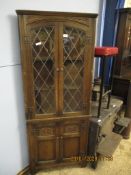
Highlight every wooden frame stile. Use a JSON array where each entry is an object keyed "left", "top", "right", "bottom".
[
  {"left": 25, "top": 25, "right": 36, "bottom": 120},
  {"left": 54, "top": 22, "right": 60, "bottom": 116},
  {"left": 58, "top": 22, "right": 64, "bottom": 114},
  {"left": 17, "top": 15, "right": 33, "bottom": 174},
  {"left": 17, "top": 15, "right": 31, "bottom": 119},
  {"left": 84, "top": 18, "right": 96, "bottom": 115},
  {"left": 27, "top": 123, "right": 36, "bottom": 173},
  {"left": 82, "top": 31, "right": 91, "bottom": 114}
]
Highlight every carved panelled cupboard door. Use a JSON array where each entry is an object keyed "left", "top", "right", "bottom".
[
  {"left": 29, "top": 118, "right": 88, "bottom": 167},
  {"left": 59, "top": 119, "right": 89, "bottom": 163},
  {"left": 29, "top": 121, "right": 60, "bottom": 167}
]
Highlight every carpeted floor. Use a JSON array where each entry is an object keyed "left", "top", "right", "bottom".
[{"left": 36, "top": 136, "right": 131, "bottom": 175}]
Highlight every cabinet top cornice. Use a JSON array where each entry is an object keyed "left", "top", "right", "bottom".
[
  {"left": 16, "top": 10, "right": 97, "bottom": 18},
  {"left": 118, "top": 8, "right": 131, "bottom": 13}
]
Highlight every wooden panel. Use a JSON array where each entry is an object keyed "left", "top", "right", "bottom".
[
  {"left": 28, "top": 121, "right": 60, "bottom": 166},
  {"left": 60, "top": 118, "right": 88, "bottom": 162},
  {"left": 33, "top": 126, "right": 55, "bottom": 136},
  {"left": 63, "top": 137, "right": 80, "bottom": 158},
  {"left": 62, "top": 122, "right": 80, "bottom": 136},
  {"left": 64, "top": 124, "right": 80, "bottom": 134},
  {"left": 38, "top": 139, "right": 56, "bottom": 161}
]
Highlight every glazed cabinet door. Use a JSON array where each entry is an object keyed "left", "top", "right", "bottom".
[
  {"left": 28, "top": 121, "right": 60, "bottom": 170},
  {"left": 19, "top": 18, "right": 94, "bottom": 118},
  {"left": 22, "top": 21, "right": 59, "bottom": 119},
  {"left": 59, "top": 118, "right": 89, "bottom": 163},
  {"left": 59, "top": 23, "right": 93, "bottom": 115}
]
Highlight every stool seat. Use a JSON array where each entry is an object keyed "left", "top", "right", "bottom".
[
  {"left": 95, "top": 47, "right": 118, "bottom": 57},
  {"left": 94, "top": 46, "right": 119, "bottom": 117}
]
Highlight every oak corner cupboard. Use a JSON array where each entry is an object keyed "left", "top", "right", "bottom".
[
  {"left": 16, "top": 10, "right": 97, "bottom": 173},
  {"left": 114, "top": 8, "right": 131, "bottom": 77},
  {"left": 112, "top": 8, "right": 131, "bottom": 138}
]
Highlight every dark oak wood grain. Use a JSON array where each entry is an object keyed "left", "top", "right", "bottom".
[
  {"left": 113, "top": 8, "right": 131, "bottom": 139},
  {"left": 16, "top": 10, "right": 97, "bottom": 173}
]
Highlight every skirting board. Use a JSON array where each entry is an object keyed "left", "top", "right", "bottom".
[{"left": 17, "top": 166, "right": 30, "bottom": 175}]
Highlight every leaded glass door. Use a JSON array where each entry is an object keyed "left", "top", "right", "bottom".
[
  {"left": 59, "top": 23, "right": 90, "bottom": 114},
  {"left": 28, "top": 22, "right": 59, "bottom": 117}
]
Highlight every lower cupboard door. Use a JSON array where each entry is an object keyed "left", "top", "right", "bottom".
[
  {"left": 60, "top": 120, "right": 88, "bottom": 162},
  {"left": 29, "top": 122, "right": 59, "bottom": 167},
  {"left": 36, "top": 137, "right": 59, "bottom": 163}
]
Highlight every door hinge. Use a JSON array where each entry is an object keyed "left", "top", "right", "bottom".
[
  {"left": 24, "top": 35, "right": 32, "bottom": 44},
  {"left": 25, "top": 108, "right": 33, "bottom": 120},
  {"left": 86, "top": 36, "right": 92, "bottom": 44}
]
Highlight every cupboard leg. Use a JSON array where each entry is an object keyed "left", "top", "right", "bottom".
[{"left": 123, "top": 82, "right": 131, "bottom": 139}]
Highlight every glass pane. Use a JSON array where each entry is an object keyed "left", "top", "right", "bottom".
[
  {"left": 63, "top": 26, "right": 86, "bottom": 112},
  {"left": 31, "top": 25, "right": 55, "bottom": 114}
]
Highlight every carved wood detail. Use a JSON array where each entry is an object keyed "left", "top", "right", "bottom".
[
  {"left": 26, "top": 15, "right": 91, "bottom": 27},
  {"left": 32, "top": 127, "right": 55, "bottom": 136},
  {"left": 64, "top": 124, "right": 80, "bottom": 133}
]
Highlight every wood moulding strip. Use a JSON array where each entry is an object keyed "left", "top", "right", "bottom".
[{"left": 17, "top": 166, "right": 30, "bottom": 175}]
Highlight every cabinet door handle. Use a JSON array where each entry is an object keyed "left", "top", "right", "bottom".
[{"left": 56, "top": 68, "right": 60, "bottom": 72}]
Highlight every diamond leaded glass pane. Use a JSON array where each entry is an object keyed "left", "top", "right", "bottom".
[
  {"left": 30, "top": 25, "right": 55, "bottom": 114},
  {"left": 63, "top": 26, "right": 86, "bottom": 112}
]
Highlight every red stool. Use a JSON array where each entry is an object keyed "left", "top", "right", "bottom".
[{"left": 94, "top": 47, "right": 118, "bottom": 118}]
